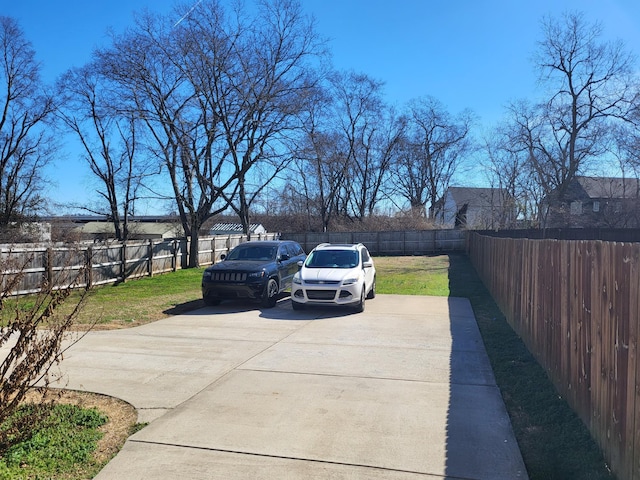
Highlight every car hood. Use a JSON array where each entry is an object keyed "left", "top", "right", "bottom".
[
  {"left": 300, "top": 267, "right": 357, "bottom": 282},
  {"left": 206, "top": 260, "right": 272, "bottom": 272}
]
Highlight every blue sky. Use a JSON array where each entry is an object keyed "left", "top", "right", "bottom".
[{"left": 3, "top": 0, "right": 640, "bottom": 214}]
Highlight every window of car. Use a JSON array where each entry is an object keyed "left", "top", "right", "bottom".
[
  {"left": 227, "top": 245, "right": 277, "bottom": 261},
  {"left": 305, "top": 249, "right": 358, "bottom": 269},
  {"left": 283, "top": 243, "right": 297, "bottom": 258},
  {"left": 289, "top": 243, "right": 304, "bottom": 257}
]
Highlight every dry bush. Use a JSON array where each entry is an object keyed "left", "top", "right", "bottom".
[
  {"left": 0, "top": 244, "right": 91, "bottom": 451},
  {"left": 254, "top": 212, "right": 438, "bottom": 234}
]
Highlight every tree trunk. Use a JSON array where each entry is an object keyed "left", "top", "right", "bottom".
[{"left": 189, "top": 230, "right": 200, "bottom": 268}]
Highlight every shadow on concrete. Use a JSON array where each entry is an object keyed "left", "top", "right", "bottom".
[
  {"left": 444, "top": 253, "right": 527, "bottom": 479},
  {"left": 163, "top": 299, "right": 206, "bottom": 316},
  {"left": 169, "top": 295, "right": 357, "bottom": 321},
  {"left": 446, "top": 253, "right": 474, "bottom": 478}
]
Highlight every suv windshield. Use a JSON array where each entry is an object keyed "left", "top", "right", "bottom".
[
  {"left": 305, "top": 250, "right": 359, "bottom": 269},
  {"left": 226, "top": 245, "right": 277, "bottom": 261}
]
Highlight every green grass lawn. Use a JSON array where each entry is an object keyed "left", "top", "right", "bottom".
[
  {"left": 375, "top": 255, "right": 450, "bottom": 296},
  {"left": 0, "top": 403, "right": 108, "bottom": 480},
  {"left": 1, "top": 254, "right": 614, "bottom": 479}
]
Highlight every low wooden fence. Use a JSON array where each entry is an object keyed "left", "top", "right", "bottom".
[
  {"left": 283, "top": 229, "right": 466, "bottom": 255},
  {"left": 0, "top": 233, "right": 279, "bottom": 296},
  {"left": 195, "top": 233, "right": 279, "bottom": 267},
  {"left": 468, "top": 232, "right": 640, "bottom": 480}
]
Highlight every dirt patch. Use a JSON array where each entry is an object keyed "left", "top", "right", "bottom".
[{"left": 24, "top": 389, "right": 138, "bottom": 464}]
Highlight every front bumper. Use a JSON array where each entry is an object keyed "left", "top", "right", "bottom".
[
  {"left": 202, "top": 280, "right": 267, "bottom": 301},
  {"left": 291, "top": 283, "right": 360, "bottom": 306}
]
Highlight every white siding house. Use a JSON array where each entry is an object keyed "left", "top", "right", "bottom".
[{"left": 437, "top": 187, "right": 515, "bottom": 229}]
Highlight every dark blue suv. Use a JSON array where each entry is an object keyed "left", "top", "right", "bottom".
[{"left": 201, "top": 240, "right": 306, "bottom": 307}]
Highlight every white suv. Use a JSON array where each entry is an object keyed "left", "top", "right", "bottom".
[{"left": 291, "top": 243, "right": 376, "bottom": 312}]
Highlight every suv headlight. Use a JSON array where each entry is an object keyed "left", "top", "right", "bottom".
[
  {"left": 247, "top": 270, "right": 265, "bottom": 279},
  {"left": 342, "top": 277, "right": 358, "bottom": 286},
  {"left": 203, "top": 271, "right": 212, "bottom": 280},
  {"left": 293, "top": 274, "right": 302, "bottom": 284}
]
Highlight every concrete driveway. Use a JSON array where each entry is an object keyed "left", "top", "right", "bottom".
[{"left": 45, "top": 294, "right": 527, "bottom": 479}]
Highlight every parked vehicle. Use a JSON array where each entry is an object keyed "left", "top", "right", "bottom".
[
  {"left": 291, "top": 243, "right": 376, "bottom": 312},
  {"left": 202, "top": 240, "right": 306, "bottom": 307}
]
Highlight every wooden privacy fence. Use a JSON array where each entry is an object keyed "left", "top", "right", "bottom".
[
  {"left": 0, "top": 233, "right": 279, "bottom": 296},
  {"left": 468, "top": 232, "right": 640, "bottom": 480},
  {"left": 283, "top": 229, "right": 466, "bottom": 255}
]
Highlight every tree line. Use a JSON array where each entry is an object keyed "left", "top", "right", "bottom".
[{"left": 1, "top": 1, "right": 640, "bottom": 265}]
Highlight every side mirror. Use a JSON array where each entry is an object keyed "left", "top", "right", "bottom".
[
  {"left": 363, "top": 261, "right": 373, "bottom": 269},
  {"left": 297, "top": 260, "right": 304, "bottom": 270},
  {"left": 279, "top": 253, "right": 290, "bottom": 262},
  {"left": 221, "top": 254, "right": 227, "bottom": 261}
]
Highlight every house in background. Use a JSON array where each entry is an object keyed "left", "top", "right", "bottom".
[
  {"left": 543, "top": 176, "right": 640, "bottom": 228},
  {"left": 73, "top": 221, "right": 185, "bottom": 241},
  {"left": 208, "top": 223, "right": 267, "bottom": 236},
  {"left": 435, "top": 187, "right": 515, "bottom": 229},
  {"left": 0, "top": 222, "right": 52, "bottom": 244}
]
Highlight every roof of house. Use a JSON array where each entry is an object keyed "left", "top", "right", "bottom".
[
  {"left": 575, "top": 176, "right": 640, "bottom": 199},
  {"left": 447, "top": 187, "right": 509, "bottom": 208},
  {"left": 75, "top": 222, "right": 184, "bottom": 237},
  {"left": 209, "top": 223, "right": 265, "bottom": 233}
]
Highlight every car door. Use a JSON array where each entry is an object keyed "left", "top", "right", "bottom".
[
  {"left": 285, "top": 243, "right": 306, "bottom": 289},
  {"left": 277, "top": 244, "right": 296, "bottom": 290},
  {"left": 361, "top": 247, "right": 375, "bottom": 292}
]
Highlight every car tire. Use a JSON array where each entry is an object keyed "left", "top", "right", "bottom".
[
  {"left": 262, "top": 278, "right": 279, "bottom": 308},
  {"left": 203, "top": 296, "right": 221, "bottom": 306},
  {"left": 354, "top": 285, "right": 365, "bottom": 313},
  {"left": 366, "top": 276, "right": 376, "bottom": 299},
  {"left": 291, "top": 300, "right": 305, "bottom": 311}
]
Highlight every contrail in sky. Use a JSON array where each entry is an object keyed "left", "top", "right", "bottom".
[{"left": 174, "top": 0, "right": 203, "bottom": 27}]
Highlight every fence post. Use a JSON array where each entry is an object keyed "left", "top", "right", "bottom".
[
  {"left": 172, "top": 239, "right": 178, "bottom": 272},
  {"left": 121, "top": 243, "right": 127, "bottom": 283},
  {"left": 43, "top": 247, "right": 53, "bottom": 289},
  {"left": 85, "top": 246, "right": 93, "bottom": 289},
  {"left": 148, "top": 239, "right": 154, "bottom": 277}
]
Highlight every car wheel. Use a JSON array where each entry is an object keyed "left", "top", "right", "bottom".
[
  {"left": 262, "top": 278, "right": 279, "bottom": 308},
  {"left": 366, "top": 276, "right": 376, "bottom": 299},
  {"left": 291, "top": 300, "right": 305, "bottom": 311},
  {"left": 203, "top": 296, "right": 221, "bottom": 306},
  {"left": 354, "top": 285, "right": 365, "bottom": 313}
]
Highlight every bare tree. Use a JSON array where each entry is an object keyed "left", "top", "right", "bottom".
[
  {"left": 95, "top": 0, "right": 322, "bottom": 265},
  {"left": 529, "top": 11, "right": 635, "bottom": 200},
  {"left": 95, "top": 5, "right": 234, "bottom": 267},
  {"left": 393, "top": 96, "right": 473, "bottom": 220},
  {"left": 287, "top": 83, "right": 343, "bottom": 231},
  {"left": 288, "top": 71, "right": 402, "bottom": 230},
  {"left": 482, "top": 123, "right": 542, "bottom": 227},
  {"left": 0, "top": 17, "right": 56, "bottom": 227},
  {"left": 293, "top": 129, "right": 349, "bottom": 231},
  {"left": 606, "top": 122, "right": 640, "bottom": 227},
  {"left": 208, "top": 0, "right": 324, "bottom": 237},
  {"left": 57, "top": 64, "right": 151, "bottom": 241},
  {"left": 329, "top": 71, "right": 404, "bottom": 220}
]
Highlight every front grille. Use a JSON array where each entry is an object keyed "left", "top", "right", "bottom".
[
  {"left": 211, "top": 272, "right": 247, "bottom": 282},
  {"left": 306, "top": 290, "right": 337, "bottom": 300},
  {"left": 305, "top": 280, "right": 340, "bottom": 285}
]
